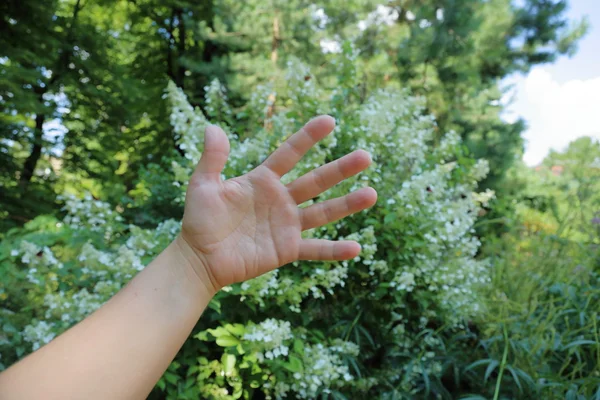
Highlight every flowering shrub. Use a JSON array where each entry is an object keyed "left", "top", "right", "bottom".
[{"left": 0, "top": 45, "right": 492, "bottom": 397}]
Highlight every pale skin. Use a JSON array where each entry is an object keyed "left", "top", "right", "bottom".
[{"left": 0, "top": 115, "right": 377, "bottom": 399}]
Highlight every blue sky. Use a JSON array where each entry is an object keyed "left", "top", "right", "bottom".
[{"left": 504, "top": 0, "right": 600, "bottom": 165}]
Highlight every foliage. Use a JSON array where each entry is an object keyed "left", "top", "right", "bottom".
[
  {"left": 1, "top": 52, "right": 494, "bottom": 398},
  {"left": 320, "top": 0, "right": 588, "bottom": 191},
  {"left": 450, "top": 141, "right": 600, "bottom": 399},
  {"left": 1, "top": 1, "right": 598, "bottom": 398},
  {"left": 468, "top": 226, "right": 600, "bottom": 399},
  {"left": 1, "top": 0, "right": 587, "bottom": 234}
]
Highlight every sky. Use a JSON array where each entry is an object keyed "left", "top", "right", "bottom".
[{"left": 502, "top": 0, "right": 600, "bottom": 166}]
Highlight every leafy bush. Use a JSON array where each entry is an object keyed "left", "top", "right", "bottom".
[
  {"left": 452, "top": 151, "right": 600, "bottom": 400},
  {"left": 478, "top": 232, "right": 600, "bottom": 399},
  {"left": 0, "top": 47, "right": 493, "bottom": 398}
]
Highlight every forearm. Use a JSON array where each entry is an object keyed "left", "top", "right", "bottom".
[{"left": 0, "top": 236, "right": 215, "bottom": 400}]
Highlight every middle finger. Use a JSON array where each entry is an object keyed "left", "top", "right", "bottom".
[{"left": 287, "top": 149, "right": 372, "bottom": 204}]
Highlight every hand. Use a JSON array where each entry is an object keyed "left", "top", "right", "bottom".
[{"left": 178, "top": 115, "right": 377, "bottom": 293}]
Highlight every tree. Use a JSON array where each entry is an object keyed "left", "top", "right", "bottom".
[
  {"left": 0, "top": 0, "right": 145, "bottom": 229},
  {"left": 1, "top": 0, "right": 587, "bottom": 234},
  {"left": 318, "top": 0, "right": 587, "bottom": 189}
]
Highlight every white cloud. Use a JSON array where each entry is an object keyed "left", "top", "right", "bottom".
[{"left": 506, "top": 67, "right": 600, "bottom": 166}]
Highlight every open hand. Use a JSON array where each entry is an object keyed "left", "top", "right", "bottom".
[{"left": 178, "top": 116, "right": 377, "bottom": 292}]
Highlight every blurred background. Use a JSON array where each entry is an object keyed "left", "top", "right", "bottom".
[{"left": 1, "top": 0, "right": 599, "bottom": 399}]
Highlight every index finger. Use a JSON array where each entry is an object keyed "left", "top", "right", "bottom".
[{"left": 262, "top": 115, "right": 335, "bottom": 177}]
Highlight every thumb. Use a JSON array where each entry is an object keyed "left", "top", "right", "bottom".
[{"left": 194, "top": 124, "right": 230, "bottom": 179}]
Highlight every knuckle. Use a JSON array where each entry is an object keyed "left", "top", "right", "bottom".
[
  {"left": 286, "top": 140, "right": 304, "bottom": 159},
  {"left": 313, "top": 168, "right": 327, "bottom": 191}
]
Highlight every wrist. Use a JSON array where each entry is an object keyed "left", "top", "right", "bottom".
[{"left": 172, "top": 234, "right": 220, "bottom": 296}]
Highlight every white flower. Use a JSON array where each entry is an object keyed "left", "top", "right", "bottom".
[
  {"left": 22, "top": 321, "right": 56, "bottom": 351},
  {"left": 288, "top": 343, "right": 355, "bottom": 398},
  {"left": 243, "top": 318, "right": 293, "bottom": 354}
]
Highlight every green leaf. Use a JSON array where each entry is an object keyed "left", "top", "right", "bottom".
[
  {"left": 221, "top": 353, "right": 236, "bottom": 375},
  {"left": 184, "top": 378, "right": 195, "bottom": 389},
  {"left": 2, "top": 323, "right": 17, "bottom": 334},
  {"left": 283, "top": 354, "right": 303, "bottom": 373},
  {"left": 505, "top": 366, "right": 522, "bottom": 393},
  {"left": 421, "top": 365, "right": 430, "bottom": 394},
  {"left": 312, "top": 330, "right": 326, "bottom": 341},
  {"left": 357, "top": 326, "right": 375, "bottom": 348},
  {"left": 236, "top": 343, "right": 245, "bottom": 355},
  {"left": 484, "top": 360, "right": 499, "bottom": 382},
  {"left": 293, "top": 339, "right": 304, "bottom": 355},
  {"left": 349, "top": 357, "right": 362, "bottom": 379},
  {"left": 563, "top": 339, "right": 596, "bottom": 350},
  {"left": 194, "top": 331, "right": 209, "bottom": 341},
  {"left": 233, "top": 387, "right": 244, "bottom": 399},
  {"left": 465, "top": 359, "right": 494, "bottom": 372},
  {"left": 164, "top": 371, "right": 179, "bottom": 385},
  {"left": 384, "top": 212, "right": 397, "bottom": 224},
  {"left": 208, "top": 298, "right": 221, "bottom": 314},
  {"left": 216, "top": 335, "right": 241, "bottom": 347},
  {"left": 225, "top": 323, "right": 246, "bottom": 337},
  {"left": 250, "top": 380, "right": 261, "bottom": 388},
  {"left": 331, "top": 391, "right": 349, "bottom": 400},
  {"left": 207, "top": 327, "right": 229, "bottom": 338}
]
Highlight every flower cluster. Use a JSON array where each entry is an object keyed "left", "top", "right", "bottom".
[
  {"left": 385, "top": 162, "right": 491, "bottom": 320},
  {"left": 204, "top": 78, "right": 233, "bottom": 123},
  {"left": 167, "top": 80, "right": 208, "bottom": 164},
  {"left": 284, "top": 58, "right": 322, "bottom": 117},
  {"left": 17, "top": 241, "right": 60, "bottom": 268},
  {"left": 12, "top": 241, "right": 62, "bottom": 285},
  {"left": 238, "top": 260, "right": 350, "bottom": 310},
  {"left": 247, "top": 82, "right": 276, "bottom": 121},
  {"left": 434, "top": 130, "right": 461, "bottom": 161},
  {"left": 473, "top": 188, "right": 496, "bottom": 207},
  {"left": 354, "top": 89, "right": 436, "bottom": 170},
  {"left": 61, "top": 193, "right": 123, "bottom": 238},
  {"left": 243, "top": 318, "right": 292, "bottom": 361},
  {"left": 15, "top": 217, "right": 181, "bottom": 352},
  {"left": 289, "top": 343, "right": 354, "bottom": 399},
  {"left": 238, "top": 318, "right": 359, "bottom": 399},
  {"left": 22, "top": 321, "right": 56, "bottom": 351},
  {"left": 43, "top": 289, "right": 104, "bottom": 326}
]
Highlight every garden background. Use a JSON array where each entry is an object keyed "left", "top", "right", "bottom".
[{"left": 1, "top": 0, "right": 599, "bottom": 398}]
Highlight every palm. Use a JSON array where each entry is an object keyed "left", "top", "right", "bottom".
[
  {"left": 180, "top": 116, "right": 376, "bottom": 290},
  {"left": 183, "top": 167, "right": 302, "bottom": 287}
]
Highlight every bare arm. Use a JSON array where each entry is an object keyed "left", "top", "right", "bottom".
[
  {"left": 0, "top": 116, "right": 377, "bottom": 399},
  {"left": 0, "top": 238, "right": 213, "bottom": 399}
]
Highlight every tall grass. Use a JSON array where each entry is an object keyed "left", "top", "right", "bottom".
[
  {"left": 476, "top": 228, "right": 599, "bottom": 398},
  {"left": 454, "top": 185, "right": 600, "bottom": 399}
]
